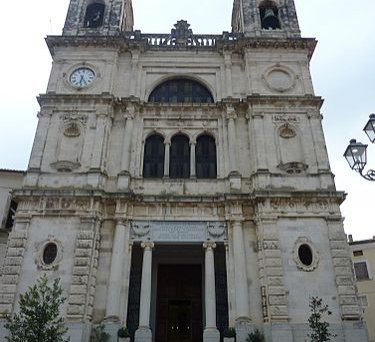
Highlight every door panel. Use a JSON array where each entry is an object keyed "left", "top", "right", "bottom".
[{"left": 156, "top": 264, "right": 203, "bottom": 342}]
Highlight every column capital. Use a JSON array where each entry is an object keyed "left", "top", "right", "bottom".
[
  {"left": 141, "top": 241, "right": 154, "bottom": 250},
  {"left": 203, "top": 240, "right": 217, "bottom": 250}
]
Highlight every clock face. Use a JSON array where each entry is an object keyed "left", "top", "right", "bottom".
[{"left": 69, "top": 67, "right": 95, "bottom": 88}]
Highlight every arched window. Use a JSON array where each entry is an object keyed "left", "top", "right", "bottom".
[
  {"left": 259, "top": 0, "right": 281, "bottom": 30},
  {"left": 84, "top": 2, "right": 105, "bottom": 28},
  {"left": 148, "top": 79, "right": 214, "bottom": 104},
  {"left": 143, "top": 135, "right": 165, "bottom": 178},
  {"left": 170, "top": 135, "right": 190, "bottom": 178},
  {"left": 196, "top": 135, "right": 217, "bottom": 179}
]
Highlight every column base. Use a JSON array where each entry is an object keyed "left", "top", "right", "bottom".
[
  {"left": 203, "top": 327, "right": 220, "bottom": 342},
  {"left": 117, "top": 171, "right": 130, "bottom": 190},
  {"left": 103, "top": 321, "right": 121, "bottom": 342},
  {"left": 134, "top": 327, "right": 152, "bottom": 342},
  {"left": 234, "top": 320, "right": 255, "bottom": 342},
  {"left": 229, "top": 171, "right": 241, "bottom": 191}
]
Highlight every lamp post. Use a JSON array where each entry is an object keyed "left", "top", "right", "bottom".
[{"left": 344, "top": 114, "right": 375, "bottom": 181}]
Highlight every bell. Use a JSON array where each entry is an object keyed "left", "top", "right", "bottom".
[{"left": 261, "top": 8, "right": 280, "bottom": 30}]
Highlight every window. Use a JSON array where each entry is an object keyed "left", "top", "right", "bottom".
[
  {"left": 298, "top": 244, "right": 313, "bottom": 267},
  {"left": 353, "top": 250, "right": 364, "bottom": 257},
  {"left": 196, "top": 135, "right": 217, "bottom": 179},
  {"left": 84, "top": 2, "right": 105, "bottom": 28},
  {"left": 43, "top": 243, "right": 58, "bottom": 265},
  {"left": 143, "top": 135, "right": 165, "bottom": 178},
  {"left": 148, "top": 79, "right": 214, "bottom": 104},
  {"left": 5, "top": 200, "right": 17, "bottom": 230},
  {"left": 170, "top": 135, "right": 190, "bottom": 178},
  {"left": 259, "top": 1, "right": 281, "bottom": 30},
  {"left": 354, "top": 261, "right": 370, "bottom": 280}
]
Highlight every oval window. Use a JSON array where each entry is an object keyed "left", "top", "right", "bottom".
[
  {"left": 43, "top": 243, "right": 58, "bottom": 265},
  {"left": 298, "top": 244, "right": 313, "bottom": 266}
]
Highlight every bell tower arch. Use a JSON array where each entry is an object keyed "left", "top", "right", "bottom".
[
  {"left": 63, "top": 0, "right": 133, "bottom": 36},
  {"left": 232, "top": 0, "right": 300, "bottom": 37}
]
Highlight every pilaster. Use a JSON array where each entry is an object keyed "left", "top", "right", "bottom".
[
  {"left": 327, "top": 218, "right": 362, "bottom": 321},
  {"left": 66, "top": 217, "right": 101, "bottom": 321},
  {"left": 0, "top": 217, "right": 30, "bottom": 315},
  {"left": 256, "top": 216, "right": 289, "bottom": 323}
]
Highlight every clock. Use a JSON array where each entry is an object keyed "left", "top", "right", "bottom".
[{"left": 69, "top": 67, "right": 95, "bottom": 88}]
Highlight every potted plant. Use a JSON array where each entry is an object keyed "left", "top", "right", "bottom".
[
  {"left": 223, "top": 327, "right": 236, "bottom": 342},
  {"left": 118, "top": 327, "right": 130, "bottom": 342},
  {"left": 246, "top": 328, "right": 265, "bottom": 342}
]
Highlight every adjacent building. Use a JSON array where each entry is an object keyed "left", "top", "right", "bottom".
[
  {"left": 0, "top": 0, "right": 369, "bottom": 341},
  {"left": 0, "top": 169, "right": 24, "bottom": 274},
  {"left": 349, "top": 236, "right": 375, "bottom": 342}
]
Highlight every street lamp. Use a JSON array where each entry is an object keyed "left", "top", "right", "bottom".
[{"left": 344, "top": 114, "right": 375, "bottom": 181}]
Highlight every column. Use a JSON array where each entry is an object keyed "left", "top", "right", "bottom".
[
  {"left": 105, "top": 220, "right": 128, "bottom": 321},
  {"left": 224, "top": 52, "right": 233, "bottom": 97},
  {"left": 308, "top": 112, "right": 330, "bottom": 171},
  {"left": 164, "top": 141, "right": 170, "bottom": 177},
  {"left": 120, "top": 242, "right": 133, "bottom": 324},
  {"left": 28, "top": 112, "right": 51, "bottom": 170},
  {"left": 203, "top": 241, "right": 219, "bottom": 342},
  {"left": 120, "top": 115, "right": 134, "bottom": 173},
  {"left": 135, "top": 241, "right": 154, "bottom": 342},
  {"left": 232, "top": 221, "right": 251, "bottom": 322},
  {"left": 252, "top": 114, "right": 267, "bottom": 171},
  {"left": 90, "top": 114, "right": 107, "bottom": 170},
  {"left": 190, "top": 141, "right": 196, "bottom": 178},
  {"left": 227, "top": 114, "right": 238, "bottom": 174}
]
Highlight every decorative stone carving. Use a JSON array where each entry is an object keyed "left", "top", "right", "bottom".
[
  {"left": 272, "top": 114, "right": 300, "bottom": 124},
  {"left": 35, "top": 237, "right": 63, "bottom": 270},
  {"left": 279, "top": 123, "right": 296, "bottom": 139},
  {"left": 207, "top": 222, "right": 226, "bottom": 238},
  {"left": 63, "top": 122, "right": 81, "bottom": 137},
  {"left": 132, "top": 222, "right": 151, "bottom": 237},
  {"left": 130, "top": 221, "right": 227, "bottom": 242},
  {"left": 277, "top": 161, "right": 308, "bottom": 174},
  {"left": 61, "top": 114, "right": 88, "bottom": 125},
  {"left": 293, "top": 237, "right": 319, "bottom": 272},
  {"left": 263, "top": 65, "right": 296, "bottom": 93}
]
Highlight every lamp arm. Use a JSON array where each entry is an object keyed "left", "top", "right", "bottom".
[{"left": 358, "top": 168, "right": 375, "bottom": 181}]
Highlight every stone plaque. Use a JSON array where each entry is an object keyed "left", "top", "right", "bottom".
[{"left": 130, "top": 221, "right": 227, "bottom": 242}]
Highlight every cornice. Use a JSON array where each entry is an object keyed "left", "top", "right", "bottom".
[
  {"left": 37, "top": 93, "right": 116, "bottom": 107},
  {"left": 36, "top": 94, "right": 323, "bottom": 111},
  {"left": 46, "top": 34, "right": 317, "bottom": 60},
  {"left": 13, "top": 188, "right": 345, "bottom": 204}
]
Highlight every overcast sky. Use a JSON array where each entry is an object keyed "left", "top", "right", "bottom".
[{"left": 0, "top": 0, "right": 374, "bottom": 240}]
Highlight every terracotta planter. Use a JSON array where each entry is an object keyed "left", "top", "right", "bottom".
[{"left": 223, "top": 337, "right": 235, "bottom": 342}]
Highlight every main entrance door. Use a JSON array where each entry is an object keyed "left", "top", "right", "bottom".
[{"left": 156, "top": 264, "right": 203, "bottom": 342}]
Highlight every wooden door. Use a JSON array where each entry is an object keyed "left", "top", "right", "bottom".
[{"left": 156, "top": 264, "right": 203, "bottom": 342}]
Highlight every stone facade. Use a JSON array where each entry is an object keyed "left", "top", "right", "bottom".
[{"left": 0, "top": 0, "right": 369, "bottom": 341}]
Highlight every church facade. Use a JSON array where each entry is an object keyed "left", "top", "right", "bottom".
[{"left": 0, "top": 0, "right": 369, "bottom": 341}]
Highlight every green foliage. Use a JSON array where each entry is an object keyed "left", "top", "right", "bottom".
[
  {"left": 223, "top": 327, "right": 236, "bottom": 338},
  {"left": 117, "top": 326, "right": 130, "bottom": 338},
  {"left": 308, "top": 296, "right": 337, "bottom": 342},
  {"left": 90, "top": 324, "right": 110, "bottom": 342},
  {"left": 246, "top": 328, "right": 265, "bottom": 342},
  {"left": 4, "top": 274, "right": 69, "bottom": 342}
]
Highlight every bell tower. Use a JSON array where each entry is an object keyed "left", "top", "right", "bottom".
[
  {"left": 63, "top": 0, "right": 134, "bottom": 36},
  {"left": 232, "top": 0, "right": 300, "bottom": 37}
]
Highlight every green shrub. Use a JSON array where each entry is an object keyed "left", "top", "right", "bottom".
[
  {"left": 118, "top": 327, "right": 130, "bottom": 338},
  {"left": 246, "top": 328, "right": 265, "bottom": 342},
  {"left": 223, "top": 327, "right": 236, "bottom": 338}
]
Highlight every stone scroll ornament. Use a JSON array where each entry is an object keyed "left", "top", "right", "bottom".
[{"left": 207, "top": 222, "right": 226, "bottom": 238}]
